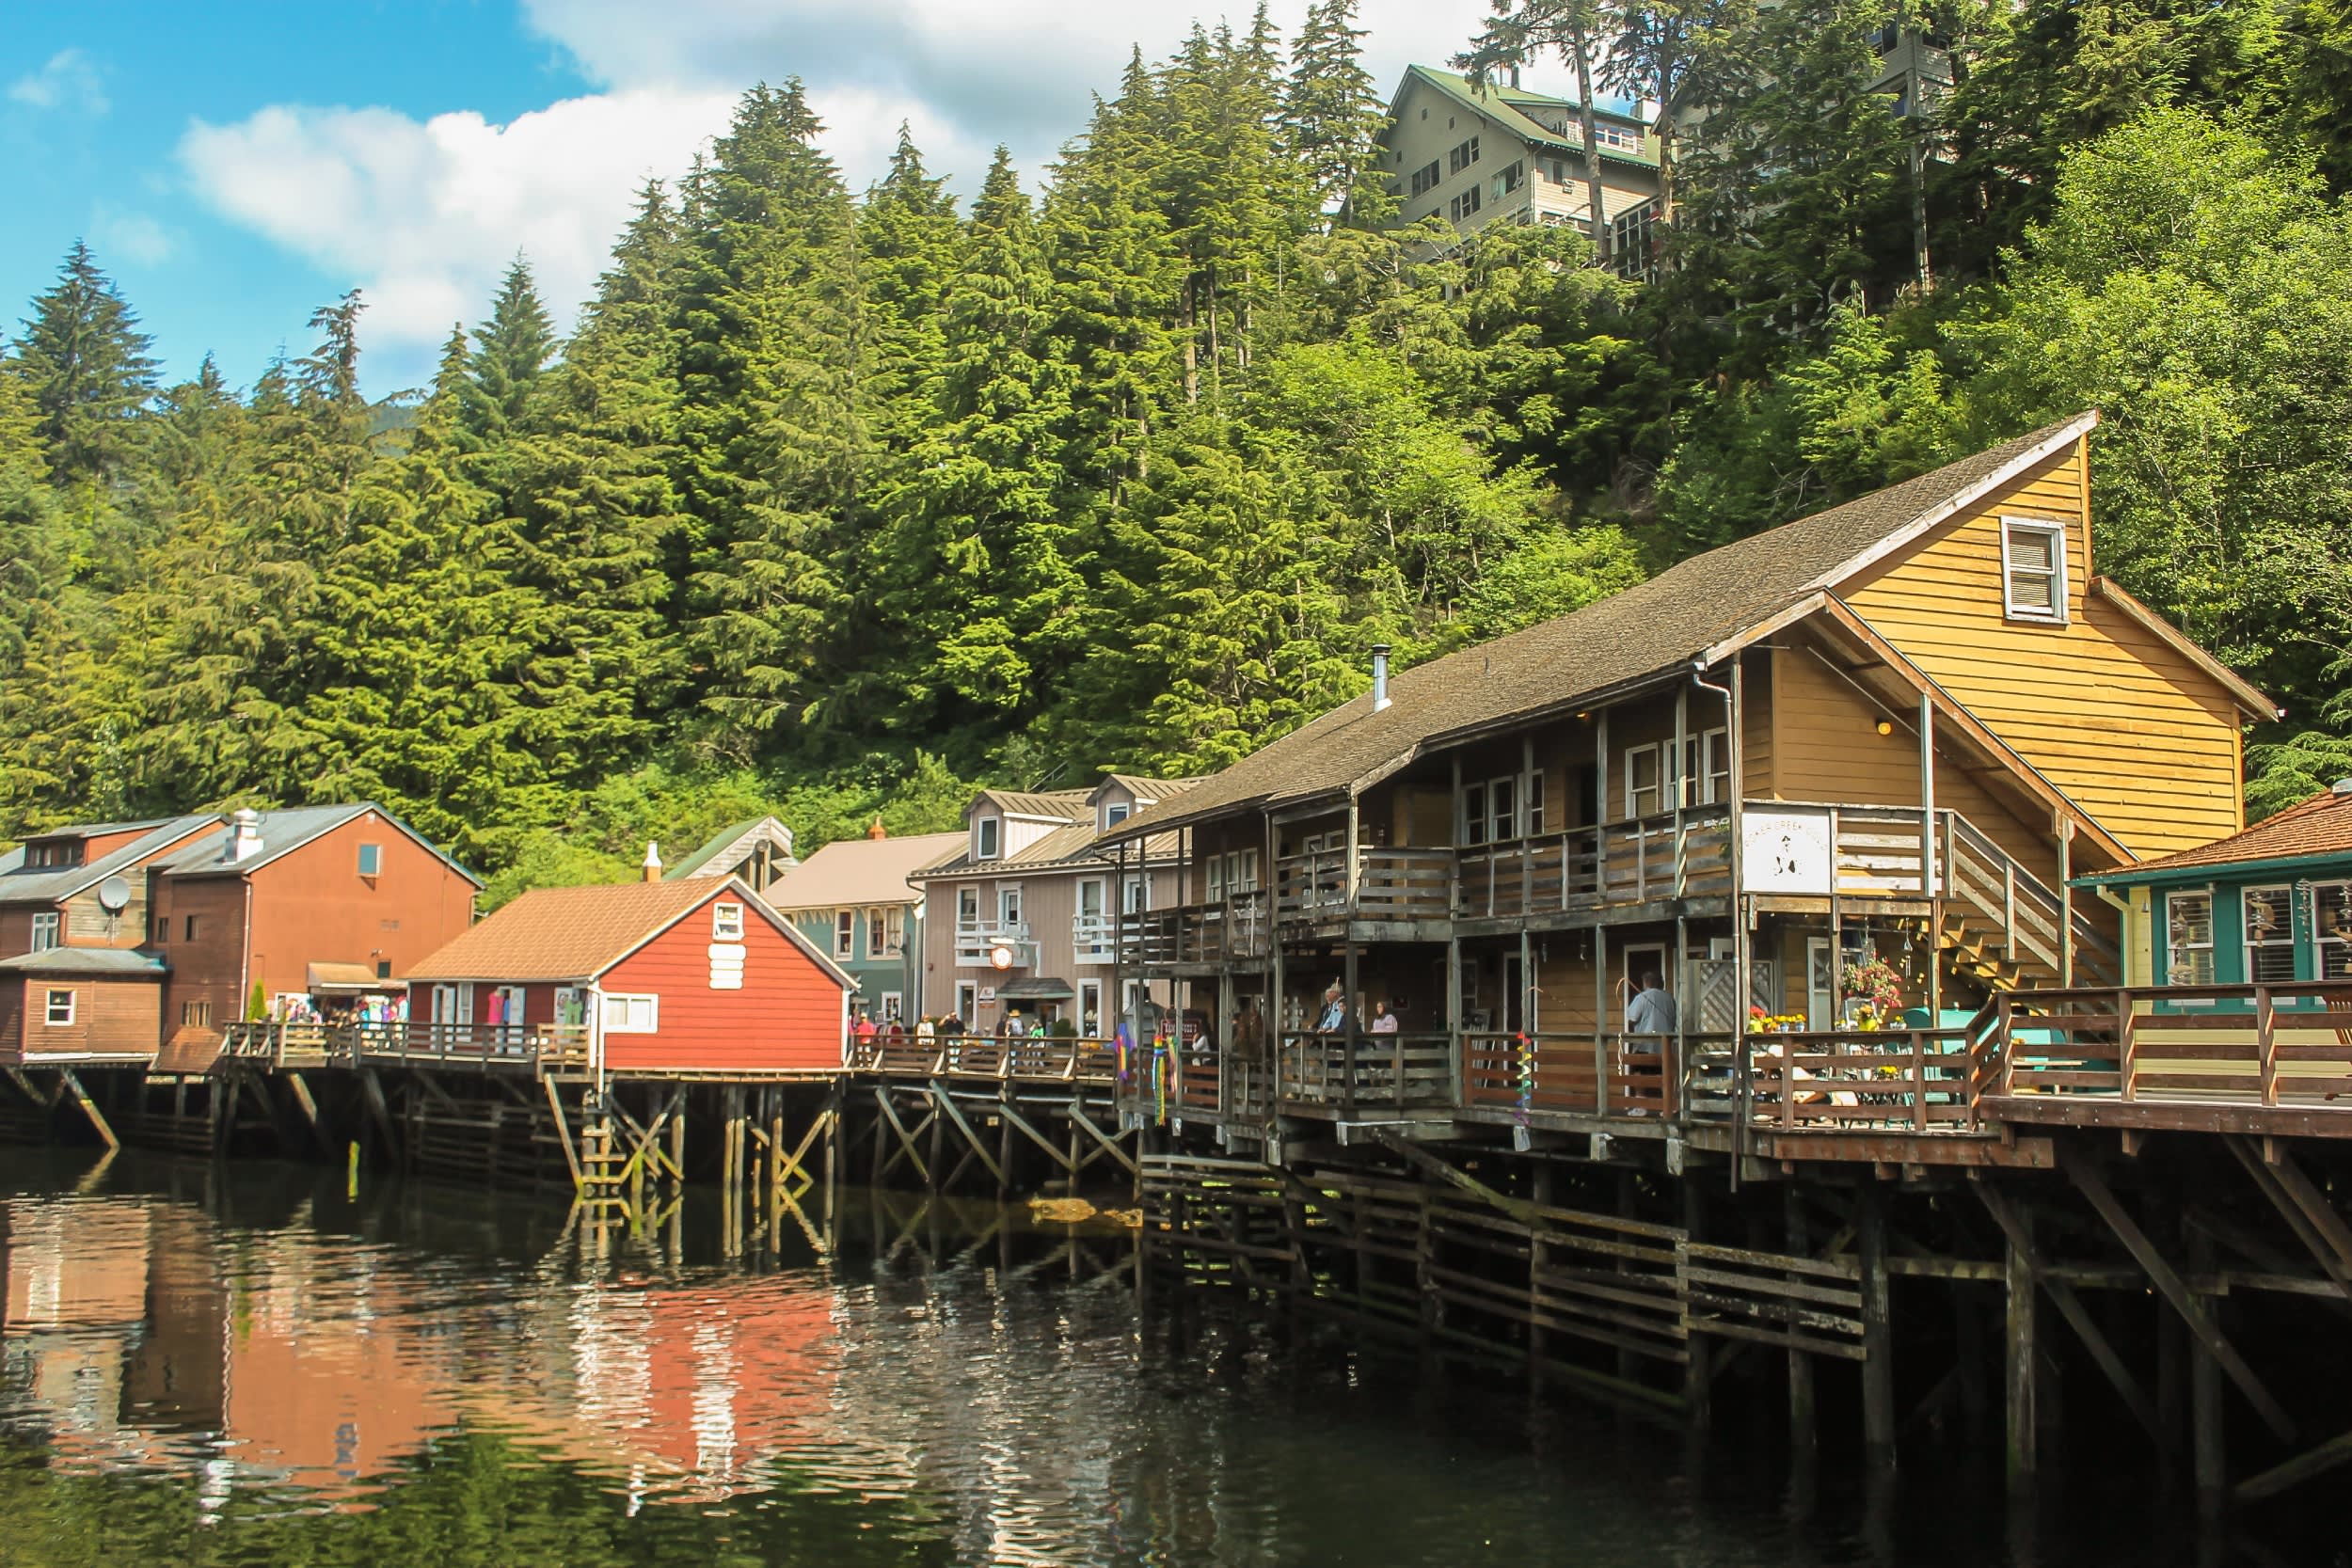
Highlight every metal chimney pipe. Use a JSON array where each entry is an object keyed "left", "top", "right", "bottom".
[{"left": 1371, "top": 644, "right": 1392, "bottom": 712}]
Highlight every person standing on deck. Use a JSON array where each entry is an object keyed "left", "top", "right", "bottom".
[
  {"left": 853, "top": 1009, "right": 879, "bottom": 1050},
  {"left": 915, "top": 1015, "right": 936, "bottom": 1043},
  {"left": 1314, "top": 982, "right": 1348, "bottom": 1035},
  {"left": 1369, "top": 1000, "right": 1399, "bottom": 1035},
  {"left": 1621, "top": 971, "right": 1677, "bottom": 1052}
]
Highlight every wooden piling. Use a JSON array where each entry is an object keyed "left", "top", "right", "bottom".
[
  {"left": 1787, "top": 1183, "right": 1817, "bottom": 1454},
  {"left": 1857, "top": 1178, "right": 1896, "bottom": 1468},
  {"left": 2004, "top": 1189, "right": 2037, "bottom": 1495}
]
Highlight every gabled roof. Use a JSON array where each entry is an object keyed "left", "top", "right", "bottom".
[
  {"left": 1392, "top": 66, "right": 1659, "bottom": 169},
  {"left": 664, "top": 816, "right": 797, "bottom": 881},
  {"left": 762, "top": 832, "right": 964, "bottom": 912},
  {"left": 2087, "top": 787, "right": 2352, "bottom": 885},
  {"left": 0, "top": 814, "right": 220, "bottom": 908},
  {"left": 155, "top": 802, "right": 483, "bottom": 887},
  {"left": 1095, "top": 775, "right": 1207, "bottom": 805},
  {"left": 404, "top": 877, "right": 853, "bottom": 990}
]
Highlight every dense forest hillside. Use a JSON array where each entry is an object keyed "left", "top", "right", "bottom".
[{"left": 5, "top": 0, "right": 2350, "bottom": 895}]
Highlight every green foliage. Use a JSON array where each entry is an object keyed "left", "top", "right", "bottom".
[{"left": 6, "top": 5, "right": 2350, "bottom": 860}]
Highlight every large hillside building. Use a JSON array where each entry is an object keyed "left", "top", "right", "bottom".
[{"left": 1375, "top": 66, "right": 1661, "bottom": 268}]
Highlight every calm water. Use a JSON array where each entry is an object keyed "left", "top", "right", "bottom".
[{"left": 0, "top": 1148, "right": 2324, "bottom": 1568}]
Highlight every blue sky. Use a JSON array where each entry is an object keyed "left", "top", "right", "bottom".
[{"left": 3, "top": 1, "right": 1578, "bottom": 399}]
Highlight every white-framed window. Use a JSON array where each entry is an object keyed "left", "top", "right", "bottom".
[
  {"left": 601, "top": 993, "right": 659, "bottom": 1033},
  {"left": 1103, "top": 800, "right": 1130, "bottom": 830},
  {"left": 2165, "top": 889, "right": 2216, "bottom": 986},
  {"left": 955, "top": 981, "right": 978, "bottom": 1022},
  {"left": 1625, "top": 728, "right": 1730, "bottom": 817},
  {"left": 1122, "top": 874, "right": 1150, "bottom": 914},
  {"left": 866, "top": 906, "right": 887, "bottom": 956},
  {"left": 1232, "top": 848, "right": 1260, "bottom": 892},
  {"left": 2001, "top": 517, "right": 2068, "bottom": 623},
  {"left": 974, "top": 815, "right": 1001, "bottom": 861},
  {"left": 2316, "top": 881, "right": 2352, "bottom": 980},
  {"left": 29, "top": 911, "right": 59, "bottom": 952},
  {"left": 712, "top": 901, "right": 745, "bottom": 941},
  {"left": 1682, "top": 728, "right": 1731, "bottom": 805},
  {"left": 996, "top": 884, "right": 1023, "bottom": 928},
  {"left": 883, "top": 906, "right": 906, "bottom": 955},
  {"left": 43, "top": 988, "right": 74, "bottom": 1026},
  {"left": 1490, "top": 776, "right": 1519, "bottom": 842},
  {"left": 1078, "top": 979, "right": 1104, "bottom": 1035},
  {"left": 957, "top": 885, "right": 981, "bottom": 927},
  {"left": 1528, "top": 768, "right": 1548, "bottom": 835},
  {"left": 1625, "top": 745, "right": 1665, "bottom": 818},
  {"left": 1204, "top": 855, "right": 1225, "bottom": 901},
  {"left": 880, "top": 990, "right": 903, "bottom": 1022},
  {"left": 358, "top": 842, "right": 382, "bottom": 877},
  {"left": 834, "top": 910, "right": 855, "bottom": 959},
  {"left": 2243, "top": 886, "right": 2297, "bottom": 984}
]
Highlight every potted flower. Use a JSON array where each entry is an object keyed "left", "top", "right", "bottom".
[{"left": 1841, "top": 957, "right": 1905, "bottom": 1030}]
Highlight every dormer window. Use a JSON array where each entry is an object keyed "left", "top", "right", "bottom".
[
  {"left": 2002, "top": 518, "right": 2068, "bottom": 624},
  {"left": 23, "top": 841, "right": 81, "bottom": 870},
  {"left": 975, "top": 816, "right": 1001, "bottom": 861},
  {"left": 1103, "top": 801, "right": 1131, "bottom": 831}
]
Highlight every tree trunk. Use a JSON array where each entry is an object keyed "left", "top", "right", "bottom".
[{"left": 1573, "top": 29, "right": 1609, "bottom": 265}]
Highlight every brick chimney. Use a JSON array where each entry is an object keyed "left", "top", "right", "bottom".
[
  {"left": 641, "top": 842, "right": 662, "bottom": 882},
  {"left": 866, "top": 816, "right": 887, "bottom": 841}
]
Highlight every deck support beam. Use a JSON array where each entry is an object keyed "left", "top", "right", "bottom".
[
  {"left": 931, "top": 1085, "right": 1006, "bottom": 1189},
  {"left": 57, "top": 1069, "right": 119, "bottom": 1150},
  {"left": 2058, "top": 1143, "right": 2295, "bottom": 1445},
  {"left": 1856, "top": 1178, "right": 1896, "bottom": 1467}
]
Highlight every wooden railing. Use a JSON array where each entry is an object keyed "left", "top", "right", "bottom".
[
  {"left": 1115, "top": 889, "right": 1272, "bottom": 965},
  {"left": 1686, "top": 1019, "right": 1995, "bottom": 1134},
  {"left": 1460, "top": 1032, "right": 1678, "bottom": 1118},
  {"left": 1987, "top": 982, "right": 2352, "bottom": 1109},
  {"left": 1274, "top": 848, "right": 1454, "bottom": 923},
  {"left": 216, "top": 1021, "right": 593, "bottom": 1072},
  {"left": 842, "top": 1034, "right": 1121, "bottom": 1085},
  {"left": 1454, "top": 806, "right": 1733, "bottom": 919},
  {"left": 1273, "top": 1030, "right": 1454, "bottom": 1112}
]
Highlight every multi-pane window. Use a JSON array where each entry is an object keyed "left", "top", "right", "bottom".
[
  {"left": 997, "top": 885, "right": 1023, "bottom": 927},
  {"left": 2165, "top": 891, "right": 2216, "bottom": 986},
  {"left": 182, "top": 1000, "right": 213, "bottom": 1028},
  {"left": 2314, "top": 881, "right": 2352, "bottom": 979},
  {"left": 1409, "top": 160, "right": 1440, "bottom": 197},
  {"left": 1489, "top": 776, "right": 1520, "bottom": 842},
  {"left": 712, "top": 901, "right": 745, "bottom": 942},
  {"left": 1448, "top": 135, "right": 1481, "bottom": 173},
  {"left": 1450, "top": 186, "right": 1484, "bottom": 223},
  {"left": 2002, "top": 518, "right": 2068, "bottom": 623},
  {"left": 1494, "top": 159, "right": 1525, "bottom": 197},
  {"left": 1626, "top": 746, "right": 1665, "bottom": 819},
  {"left": 1624, "top": 729, "right": 1730, "bottom": 816},
  {"left": 29, "top": 911, "right": 59, "bottom": 951},
  {"left": 2243, "top": 886, "right": 2297, "bottom": 983},
  {"left": 866, "top": 906, "right": 904, "bottom": 956},
  {"left": 834, "top": 910, "right": 855, "bottom": 959},
  {"left": 1527, "top": 769, "right": 1548, "bottom": 836},
  {"left": 1464, "top": 781, "right": 1488, "bottom": 846},
  {"left": 600, "top": 993, "right": 659, "bottom": 1034},
  {"left": 44, "top": 989, "right": 74, "bottom": 1026}
]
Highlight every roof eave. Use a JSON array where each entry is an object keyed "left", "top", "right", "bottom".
[
  {"left": 2086, "top": 577, "right": 2281, "bottom": 721},
  {"left": 2077, "top": 847, "right": 2351, "bottom": 889}
]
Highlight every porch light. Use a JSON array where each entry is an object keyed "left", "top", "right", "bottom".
[{"left": 1875, "top": 720, "right": 1894, "bottom": 736}]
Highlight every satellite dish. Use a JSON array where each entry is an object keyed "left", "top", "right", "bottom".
[{"left": 96, "top": 876, "right": 133, "bottom": 914}]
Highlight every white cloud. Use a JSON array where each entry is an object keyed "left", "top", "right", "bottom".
[
  {"left": 9, "top": 47, "right": 108, "bottom": 114},
  {"left": 178, "top": 87, "right": 733, "bottom": 358},
  {"left": 175, "top": 2, "right": 1575, "bottom": 385},
  {"left": 89, "top": 204, "right": 176, "bottom": 265}
]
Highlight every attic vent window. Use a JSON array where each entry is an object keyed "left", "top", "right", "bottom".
[
  {"left": 2001, "top": 518, "right": 2068, "bottom": 624},
  {"left": 712, "top": 901, "right": 745, "bottom": 942}
]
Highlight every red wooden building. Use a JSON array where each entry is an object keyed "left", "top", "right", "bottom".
[{"left": 403, "top": 877, "right": 853, "bottom": 1075}]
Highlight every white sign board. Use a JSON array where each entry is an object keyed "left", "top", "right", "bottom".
[{"left": 1742, "top": 809, "right": 1835, "bottom": 895}]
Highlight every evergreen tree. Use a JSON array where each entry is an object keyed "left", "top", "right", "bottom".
[
  {"left": 461, "top": 256, "right": 559, "bottom": 450},
  {"left": 1281, "top": 0, "right": 1391, "bottom": 224},
  {"left": 7, "top": 241, "right": 158, "bottom": 485}
]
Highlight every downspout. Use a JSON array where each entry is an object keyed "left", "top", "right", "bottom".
[{"left": 1693, "top": 659, "right": 1741, "bottom": 1185}]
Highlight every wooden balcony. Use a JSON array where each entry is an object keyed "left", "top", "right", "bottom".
[
  {"left": 1454, "top": 805, "right": 1731, "bottom": 920},
  {"left": 1113, "top": 890, "right": 1272, "bottom": 966},
  {"left": 1980, "top": 982, "right": 2352, "bottom": 1136},
  {"left": 1273, "top": 1030, "right": 1456, "bottom": 1113},
  {"left": 217, "top": 1021, "right": 593, "bottom": 1073},
  {"left": 1276, "top": 847, "right": 1454, "bottom": 924}
]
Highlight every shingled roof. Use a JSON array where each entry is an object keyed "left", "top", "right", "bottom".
[
  {"left": 2089, "top": 785, "right": 2352, "bottom": 883},
  {"left": 1102, "top": 416, "right": 2103, "bottom": 844}
]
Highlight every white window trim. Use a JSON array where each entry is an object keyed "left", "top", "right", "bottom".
[
  {"left": 2000, "top": 516, "right": 2070, "bottom": 625},
  {"left": 996, "top": 883, "right": 1024, "bottom": 927},
  {"left": 2164, "top": 887, "right": 2217, "bottom": 990},
  {"left": 879, "top": 990, "right": 903, "bottom": 1022},
  {"left": 358, "top": 842, "right": 383, "bottom": 877},
  {"left": 1102, "top": 800, "right": 1131, "bottom": 831},
  {"left": 834, "top": 910, "right": 855, "bottom": 960},
  {"left": 601, "top": 992, "right": 660, "bottom": 1034},
  {"left": 955, "top": 980, "right": 978, "bottom": 1020},
  {"left": 2242, "top": 883, "right": 2297, "bottom": 985},
  {"left": 29, "top": 911, "right": 60, "bottom": 952},
  {"left": 43, "top": 988, "right": 74, "bottom": 1026},
  {"left": 974, "top": 816, "right": 1002, "bottom": 861},
  {"left": 712, "top": 901, "right": 745, "bottom": 942}
]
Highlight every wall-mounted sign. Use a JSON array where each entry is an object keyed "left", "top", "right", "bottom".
[{"left": 1742, "top": 809, "right": 1834, "bottom": 895}]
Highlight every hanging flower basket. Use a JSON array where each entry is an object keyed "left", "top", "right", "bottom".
[{"left": 1841, "top": 956, "right": 1905, "bottom": 1023}]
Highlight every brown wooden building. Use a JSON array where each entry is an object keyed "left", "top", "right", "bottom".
[{"left": 1094, "top": 412, "right": 2280, "bottom": 1160}]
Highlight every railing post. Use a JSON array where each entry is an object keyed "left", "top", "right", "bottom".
[
  {"left": 2255, "top": 985, "right": 2278, "bottom": 1106},
  {"left": 1996, "top": 991, "right": 2016, "bottom": 1096},
  {"left": 1911, "top": 1030, "right": 1929, "bottom": 1132},
  {"left": 2117, "top": 987, "right": 2137, "bottom": 1100}
]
